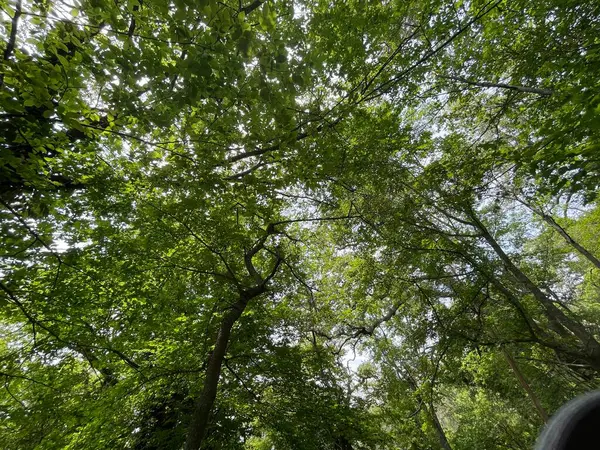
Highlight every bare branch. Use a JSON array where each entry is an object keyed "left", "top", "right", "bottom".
[
  {"left": 363, "top": 0, "right": 502, "bottom": 102},
  {"left": 271, "top": 214, "right": 360, "bottom": 227},
  {"left": 0, "top": 199, "right": 62, "bottom": 264},
  {"left": 0, "top": 282, "right": 141, "bottom": 372},
  {"left": 226, "top": 118, "right": 341, "bottom": 164},
  {"left": 0, "top": 371, "right": 57, "bottom": 390},
  {"left": 442, "top": 75, "right": 553, "bottom": 96},
  {"left": 241, "top": 0, "right": 264, "bottom": 15},
  {"left": 224, "top": 159, "right": 269, "bottom": 180}
]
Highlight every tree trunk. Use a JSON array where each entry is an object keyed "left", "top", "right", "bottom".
[
  {"left": 184, "top": 296, "right": 250, "bottom": 450},
  {"left": 334, "top": 436, "right": 355, "bottom": 450},
  {"left": 525, "top": 202, "right": 600, "bottom": 271},
  {"left": 399, "top": 363, "right": 453, "bottom": 450},
  {"left": 428, "top": 403, "right": 453, "bottom": 450},
  {"left": 470, "top": 213, "right": 600, "bottom": 369},
  {"left": 502, "top": 348, "right": 548, "bottom": 423},
  {"left": 184, "top": 224, "right": 280, "bottom": 449}
]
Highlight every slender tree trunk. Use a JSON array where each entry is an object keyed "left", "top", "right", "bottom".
[
  {"left": 400, "top": 364, "right": 453, "bottom": 450},
  {"left": 184, "top": 293, "right": 255, "bottom": 450},
  {"left": 184, "top": 224, "right": 281, "bottom": 449},
  {"left": 428, "top": 403, "right": 453, "bottom": 450},
  {"left": 487, "top": 275, "right": 571, "bottom": 341},
  {"left": 469, "top": 213, "right": 600, "bottom": 368},
  {"left": 522, "top": 201, "right": 600, "bottom": 271},
  {"left": 502, "top": 348, "right": 548, "bottom": 423}
]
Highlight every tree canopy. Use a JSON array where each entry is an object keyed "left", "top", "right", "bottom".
[{"left": 1, "top": 0, "right": 600, "bottom": 448}]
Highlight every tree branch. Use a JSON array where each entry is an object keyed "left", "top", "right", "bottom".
[
  {"left": 442, "top": 75, "right": 553, "bottom": 96},
  {"left": 226, "top": 118, "right": 341, "bottom": 164},
  {"left": 0, "top": 0, "right": 22, "bottom": 87},
  {"left": 0, "top": 282, "right": 141, "bottom": 372},
  {"left": 363, "top": 0, "right": 502, "bottom": 101},
  {"left": 241, "top": 0, "right": 264, "bottom": 15}
]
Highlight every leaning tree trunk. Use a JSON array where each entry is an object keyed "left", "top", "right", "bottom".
[
  {"left": 502, "top": 348, "right": 548, "bottom": 423},
  {"left": 428, "top": 402, "right": 453, "bottom": 450},
  {"left": 518, "top": 198, "right": 600, "bottom": 271},
  {"left": 184, "top": 295, "right": 251, "bottom": 450},
  {"left": 396, "top": 361, "right": 453, "bottom": 450},
  {"left": 469, "top": 212, "right": 600, "bottom": 369}
]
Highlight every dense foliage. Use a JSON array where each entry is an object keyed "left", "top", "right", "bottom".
[{"left": 1, "top": 0, "right": 600, "bottom": 448}]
